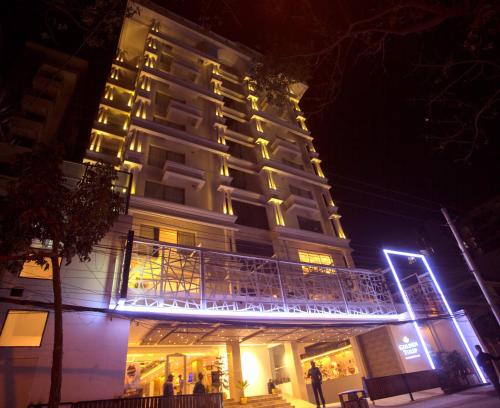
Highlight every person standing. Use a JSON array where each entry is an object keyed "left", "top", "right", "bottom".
[
  {"left": 307, "top": 361, "right": 326, "bottom": 408},
  {"left": 193, "top": 372, "right": 206, "bottom": 394},
  {"left": 178, "top": 374, "right": 185, "bottom": 394},
  {"left": 163, "top": 374, "right": 174, "bottom": 397},
  {"left": 475, "top": 345, "right": 500, "bottom": 397}
]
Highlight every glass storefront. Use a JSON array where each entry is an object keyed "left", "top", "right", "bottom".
[
  {"left": 301, "top": 343, "right": 359, "bottom": 383},
  {"left": 124, "top": 350, "right": 227, "bottom": 397}
]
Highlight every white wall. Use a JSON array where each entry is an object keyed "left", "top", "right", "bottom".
[
  {"left": 240, "top": 345, "right": 272, "bottom": 397},
  {"left": 0, "top": 311, "right": 130, "bottom": 408},
  {"left": 388, "top": 323, "right": 432, "bottom": 373}
]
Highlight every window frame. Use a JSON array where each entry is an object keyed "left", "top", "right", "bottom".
[{"left": 0, "top": 309, "right": 49, "bottom": 348}]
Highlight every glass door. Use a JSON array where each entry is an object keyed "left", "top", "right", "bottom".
[{"left": 166, "top": 353, "right": 187, "bottom": 395}]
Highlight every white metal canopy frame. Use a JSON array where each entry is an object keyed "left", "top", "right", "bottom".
[
  {"left": 113, "top": 237, "right": 399, "bottom": 322},
  {"left": 382, "top": 248, "right": 487, "bottom": 383}
]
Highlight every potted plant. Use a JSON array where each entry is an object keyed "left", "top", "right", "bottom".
[
  {"left": 434, "top": 350, "right": 471, "bottom": 393},
  {"left": 212, "top": 355, "right": 229, "bottom": 399},
  {"left": 237, "top": 380, "right": 250, "bottom": 404}
]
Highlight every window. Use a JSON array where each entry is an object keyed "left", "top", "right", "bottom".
[
  {"left": 297, "top": 216, "right": 323, "bottom": 233},
  {"left": 269, "top": 345, "right": 290, "bottom": 384},
  {"left": 232, "top": 200, "right": 269, "bottom": 230},
  {"left": 236, "top": 240, "right": 274, "bottom": 257},
  {"left": 290, "top": 185, "right": 313, "bottom": 199},
  {"left": 0, "top": 310, "right": 48, "bottom": 347},
  {"left": 230, "top": 168, "right": 247, "bottom": 189},
  {"left": 19, "top": 258, "right": 57, "bottom": 280},
  {"left": 144, "top": 181, "right": 185, "bottom": 204},
  {"left": 148, "top": 146, "right": 185, "bottom": 167},
  {"left": 298, "top": 250, "right": 334, "bottom": 275},
  {"left": 177, "top": 231, "right": 195, "bottom": 247}
]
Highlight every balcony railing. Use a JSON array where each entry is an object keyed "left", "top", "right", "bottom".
[{"left": 116, "top": 238, "right": 397, "bottom": 320}]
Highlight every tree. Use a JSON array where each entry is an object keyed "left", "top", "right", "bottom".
[
  {"left": 244, "top": 0, "right": 499, "bottom": 161},
  {"left": 0, "top": 144, "right": 124, "bottom": 408}
]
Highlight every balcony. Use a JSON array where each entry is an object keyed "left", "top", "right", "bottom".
[
  {"left": 251, "top": 111, "right": 312, "bottom": 140},
  {"left": 259, "top": 158, "right": 330, "bottom": 189},
  {"left": 162, "top": 160, "right": 205, "bottom": 190},
  {"left": 284, "top": 194, "right": 319, "bottom": 215},
  {"left": 142, "top": 66, "right": 221, "bottom": 104},
  {"left": 166, "top": 98, "right": 203, "bottom": 128},
  {"left": 270, "top": 138, "right": 302, "bottom": 158},
  {"left": 115, "top": 240, "right": 398, "bottom": 322},
  {"left": 130, "top": 117, "right": 228, "bottom": 156}
]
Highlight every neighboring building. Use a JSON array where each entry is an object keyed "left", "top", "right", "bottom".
[
  {"left": 0, "top": 42, "right": 88, "bottom": 167},
  {"left": 0, "top": 3, "right": 485, "bottom": 407}
]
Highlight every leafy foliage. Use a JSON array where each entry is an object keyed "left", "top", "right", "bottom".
[
  {"left": 0, "top": 144, "right": 123, "bottom": 270},
  {"left": 250, "top": 55, "right": 310, "bottom": 108}
]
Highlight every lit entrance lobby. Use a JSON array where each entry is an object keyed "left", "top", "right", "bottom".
[{"left": 125, "top": 320, "right": 370, "bottom": 404}]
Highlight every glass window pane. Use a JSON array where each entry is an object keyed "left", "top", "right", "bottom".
[
  {"left": 0, "top": 310, "right": 48, "bottom": 347},
  {"left": 144, "top": 181, "right": 164, "bottom": 200},
  {"left": 19, "top": 257, "right": 55, "bottom": 279}
]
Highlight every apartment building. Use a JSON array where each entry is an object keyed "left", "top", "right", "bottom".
[{"left": 0, "top": 2, "right": 486, "bottom": 407}]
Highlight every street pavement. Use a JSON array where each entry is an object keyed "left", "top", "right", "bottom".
[{"left": 285, "top": 385, "right": 500, "bottom": 408}]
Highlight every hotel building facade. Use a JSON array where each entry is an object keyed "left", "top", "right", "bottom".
[{"left": 0, "top": 2, "right": 487, "bottom": 407}]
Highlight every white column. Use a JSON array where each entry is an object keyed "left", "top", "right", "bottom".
[
  {"left": 284, "top": 342, "right": 308, "bottom": 400},
  {"left": 226, "top": 341, "right": 243, "bottom": 400}
]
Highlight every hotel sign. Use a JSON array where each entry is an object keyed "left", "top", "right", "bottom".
[{"left": 398, "top": 336, "right": 421, "bottom": 360}]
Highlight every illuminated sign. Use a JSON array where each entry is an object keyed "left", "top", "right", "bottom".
[
  {"left": 398, "top": 336, "right": 421, "bottom": 360},
  {"left": 383, "top": 249, "right": 487, "bottom": 383}
]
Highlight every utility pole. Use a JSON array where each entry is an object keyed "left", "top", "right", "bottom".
[{"left": 441, "top": 207, "right": 500, "bottom": 326}]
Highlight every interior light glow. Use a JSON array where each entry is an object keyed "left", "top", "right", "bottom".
[{"left": 383, "top": 249, "right": 487, "bottom": 382}]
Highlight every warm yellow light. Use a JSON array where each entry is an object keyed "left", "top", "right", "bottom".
[
  {"left": 248, "top": 95, "right": 259, "bottom": 110},
  {"left": 267, "top": 170, "right": 277, "bottom": 190},
  {"left": 255, "top": 119, "right": 264, "bottom": 133}
]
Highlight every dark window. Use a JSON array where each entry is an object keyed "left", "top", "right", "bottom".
[
  {"left": 297, "top": 216, "right": 323, "bottom": 233},
  {"left": 144, "top": 181, "right": 185, "bottom": 204},
  {"left": 10, "top": 135, "right": 35, "bottom": 149},
  {"left": 290, "top": 185, "right": 313, "bottom": 199},
  {"left": 148, "top": 146, "right": 185, "bottom": 167},
  {"left": 227, "top": 140, "right": 255, "bottom": 162},
  {"left": 233, "top": 200, "right": 269, "bottom": 230},
  {"left": 236, "top": 240, "right": 274, "bottom": 257},
  {"left": 230, "top": 168, "right": 247, "bottom": 189}
]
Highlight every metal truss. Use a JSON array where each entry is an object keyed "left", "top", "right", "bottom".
[{"left": 123, "top": 240, "right": 397, "bottom": 317}]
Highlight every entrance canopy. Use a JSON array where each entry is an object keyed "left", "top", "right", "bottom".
[{"left": 129, "top": 319, "right": 377, "bottom": 346}]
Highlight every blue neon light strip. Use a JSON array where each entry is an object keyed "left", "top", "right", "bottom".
[{"left": 383, "top": 249, "right": 487, "bottom": 383}]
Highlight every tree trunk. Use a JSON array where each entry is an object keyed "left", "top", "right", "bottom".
[{"left": 48, "top": 254, "right": 63, "bottom": 408}]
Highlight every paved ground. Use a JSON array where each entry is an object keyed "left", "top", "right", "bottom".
[{"left": 284, "top": 385, "right": 500, "bottom": 408}]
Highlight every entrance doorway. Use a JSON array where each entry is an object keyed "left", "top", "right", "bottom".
[{"left": 166, "top": 354, "right": 186, "bottom": 394}]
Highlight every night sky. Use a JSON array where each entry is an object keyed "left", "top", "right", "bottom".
[{"left": 2, "top": 1, "right": 499, "bottom": 277}]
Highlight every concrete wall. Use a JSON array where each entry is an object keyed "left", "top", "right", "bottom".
[
  {"left": 357, "top": 327, "right": 402, "bottom": 377},
  {"left": 0, "top": 311, "right": 130, "bottom": 408}
]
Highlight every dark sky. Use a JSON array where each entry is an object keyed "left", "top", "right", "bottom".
[
  {"left": 2, "top": 1, "right": 499, "bottom": 276},
  {"left": 161, "top": 0, "right": 500, "bottom": 271}
]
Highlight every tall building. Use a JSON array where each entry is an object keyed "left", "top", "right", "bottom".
[
  {"left": 0, "top": 3, "right": 486, "bottom": 407},
  {"left": 85, "top": 2, "right": 351, "bottom": 268}
]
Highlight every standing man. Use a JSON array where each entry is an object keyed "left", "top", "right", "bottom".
[
  {"left": 307, "top": 361, "right": 326, "bottom": 408},
  {"left": 475, "top": 344, "right": 500, "bottom": 397},
  {"left": 163, "top": 374, "right": 174, "bottom": 397}
]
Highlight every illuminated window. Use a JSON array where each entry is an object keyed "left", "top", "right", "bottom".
[
  {"left": 0, "top": 310, "right": 48, "bottom": 347},
  {"left": 298, "top": 250, "right": 334, "bottom": 274},
  {"left": 20, "top": 258, "right": 58, "bottom": 280}
]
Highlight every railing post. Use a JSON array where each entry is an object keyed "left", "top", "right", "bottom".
[
  {"left": 200, "top": 248, "right": 206, "bottom": 310},
  {"left": 336, "top": 270, "right": 350, "bottom": 314},
  {"left": 276, "top": 261, "right": 288, "bottom": 312},
  {"left": 160, "top": 245, "right": 165, "bottom": 298},
  {"left": 120, "top": 229, "right": 134, "bottom": 299}
]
